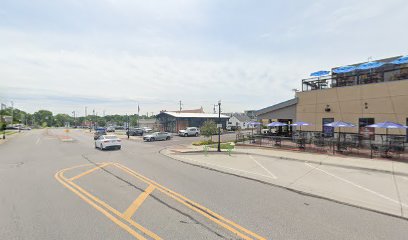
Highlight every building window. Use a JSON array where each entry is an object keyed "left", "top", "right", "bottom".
[
  {"left": 359, "top": 118, "right": 375, "bottom": 140},
  {"left": 322, "top": 118, "right": 334, "bottom": 137}
]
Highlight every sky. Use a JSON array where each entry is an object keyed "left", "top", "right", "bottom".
[{"left": 1, "top": 0, "right": 407, "bottom": 116}]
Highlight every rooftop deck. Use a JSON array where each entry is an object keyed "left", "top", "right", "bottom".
[{"left": 302, "top": 63, "right": 408, "bottom": 91}]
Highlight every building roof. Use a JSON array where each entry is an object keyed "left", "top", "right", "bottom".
[
  {"left": 255, "top": 98, "right": 298, "bottom": 116},
  {"left": 168, "top": 107, "right": 205, "bottom": 113},
  {"left": 161, "top": 112, "right": 230, "bottom": 119},
  {"left": 138, "top": 119, "right": 157, "bottom": 124},
  {"left": 230, "top": 113, "right": 251, "bottom": 122}
]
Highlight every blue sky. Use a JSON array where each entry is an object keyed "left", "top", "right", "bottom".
[{"left": 1, "top": 0, "right": 407, "bottom": 115}]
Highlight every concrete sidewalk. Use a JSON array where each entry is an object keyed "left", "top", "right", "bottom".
[
  {"left": 162, "top": 145, "right": 408, "bottom": 219},
  {"left": 170, "top": 145, "right": 408, "bottom": 176}
]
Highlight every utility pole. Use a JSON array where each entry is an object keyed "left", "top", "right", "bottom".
[
  {"left": 217, "top": 100, "right": 221, "bottom": 152},
  {"left": 91, "top": 109, "right": 95, "bottom": 131},
  {"left": 11, "top": 101, "right": 14, "bottom": 126},
  {"left": 213, "top": 104, "right": 217, "bottom": 114},
  {"left": 72, "top": 111, "right": 76, "bottom": 128},
  {"left": 126, "top": 114, "right": 130, "bottom": 139},
  {"left": 1, "top": 102, "right": 5, "bottom": 139},
  {"left": 179, "top": 100, "right": 182, "bottom": 113}
]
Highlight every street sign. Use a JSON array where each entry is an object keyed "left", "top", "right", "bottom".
[{"left": 217, "top": 124, "right": 222, "bottom": 128}]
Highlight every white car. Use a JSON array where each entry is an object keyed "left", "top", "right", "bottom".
[
  {"left": 143, "top": 132, "right": 172, "bottom": 141},
  {"left": 178, "top": 127, "right": 200, "bottom": 137},
  {"left": 142, "top": 127, "right": 153, "bottom": 133},
  {"left": 95, "top": 135, "right": 121, "bottom": 150}
]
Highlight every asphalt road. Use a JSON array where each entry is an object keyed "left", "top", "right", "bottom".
[{"left": 1, "top": 129, "right": 408, "bottom": 239}]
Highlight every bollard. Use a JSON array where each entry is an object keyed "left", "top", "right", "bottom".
[
  {"left": 203, "top": 145, "right": 209, "bottom": 156},
  {"left": 227, "top": 142, "right": 235, "bottom": 156}
]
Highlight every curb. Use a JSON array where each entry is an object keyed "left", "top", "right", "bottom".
[
  {"left": 159, "top": 148, "right": 408, "bottom": 221},
  {"left": 171, "top": 149, "right": 408, "bottom": 178}
]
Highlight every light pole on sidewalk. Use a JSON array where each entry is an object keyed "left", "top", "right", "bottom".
[{"left": 217, "top": 100, "right": 221, "bottom": 152}]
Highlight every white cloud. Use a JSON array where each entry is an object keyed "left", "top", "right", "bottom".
[{"left": 1, "top": 0, "right": 407, "bottom": 115}]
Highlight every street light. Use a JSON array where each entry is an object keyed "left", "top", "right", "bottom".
[
  {"left": 217, "top": 100, "right": 221, "bottom": 152},
  {"left": 126, "top": 114, "right": 130, "bottom": 139}
]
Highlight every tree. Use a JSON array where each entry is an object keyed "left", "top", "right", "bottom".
[
  {"left": 54, "top": 114, "right": 72, "bottom": 127},
  {"left": 201, "top": 120, "right": 217, "bottom": 141},
  {"left": 33, "top": 110, "right": 53, "bottom": 127}
]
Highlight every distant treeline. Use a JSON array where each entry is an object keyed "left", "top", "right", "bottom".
[{"left": 0, "top": 108, "right": 154, "bottom": 128}]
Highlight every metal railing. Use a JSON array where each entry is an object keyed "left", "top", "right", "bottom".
[
  {"left": 236, "top": 131, "right": 407, "bottom": 160},
  {"left": 301, "top": 66, "right": 408, "bottom": 92}
]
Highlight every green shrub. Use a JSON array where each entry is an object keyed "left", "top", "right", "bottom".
[{"left": 192, "top": 140, "right": 214, "bottom": 146}]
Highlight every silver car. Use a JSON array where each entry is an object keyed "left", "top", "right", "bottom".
[{"left": 143, "top": 132, "right": 172, "bottom": 142}]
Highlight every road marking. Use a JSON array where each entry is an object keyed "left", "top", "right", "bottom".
[
  {"left": 36, "top": 137, "right": 41, "bottom": 144},
  {"left": 250, "top": 155, "right": 277, "bottom": 179},
  {"left": 69, "top": 163, "right": 111, "bottom": 181},
  {"left": 55, "top": 171, "right": 148, "bottom": 240},
  {"left": 56, "top": 165, "right": 161, "bottom": 240},
  {"left": 304, "top": 163, "right": 408, "bottom": 207},
  {"left": 56, "top": 162, "right": 265, "bottom": 240},
  {"left": 115, "top": 163, "right": 266, "bottom": 240},
  {"left": 123, "top": 184, "right": 156, "bottom": 220},
  {"left": 400, "top": 176, "right": 408, "bottom": 182},
  {"left": 178, "top": 155, "right": 277, "bottom": 180}
]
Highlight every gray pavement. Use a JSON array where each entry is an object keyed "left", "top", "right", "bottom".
[
  {"left": 163, "top": 145, "right": 408, "bottom": 219},
  {"left": 1, "top": 129, "right": 408, "bottom": 239}
]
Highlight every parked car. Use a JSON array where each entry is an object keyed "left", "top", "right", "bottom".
[
  {"left": 143, "top": 132, "right": 171, "bottom": 142},
  {"left": 178, "top": 127, "right": 200, "bottom": 137},
  {"left": 93, "top": 129, "right": 107, "bottom": 140},
  {"left": 142, "top": 127, "right": 153, "bottom": 133},
  {"left": 127, "top": 128, "right": 144, "bottom": 136},
  {"left": 106, "top": 126, "right": 115, "bottom": 132},
  {"left": 95, "top": 135, "right": 121, "bottom": 150}
]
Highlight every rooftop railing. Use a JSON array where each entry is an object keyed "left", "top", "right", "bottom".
[{"left": 301, "top": 65, "right": 408, "bottom": 91}]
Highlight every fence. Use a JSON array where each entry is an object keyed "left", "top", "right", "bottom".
[{"left": 236, "top": 131, "right": 407, "bottom": 160}]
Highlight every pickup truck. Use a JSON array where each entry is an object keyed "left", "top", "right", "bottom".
[{"left": 178, "top": 127, "right": 200, "bottom": 137}]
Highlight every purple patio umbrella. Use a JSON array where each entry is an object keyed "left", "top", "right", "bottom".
[
  {"left": 267, "top": 122, "right": 288, "bottom": 127},
  {"left": 324, "top": 121, "right": 356, "bottom": 152},
  {"left": 290, "top": 121, "right": 311, "bottom": 132},
  {"left": 247, "top": 121, "right": 262, "bottom": 135},
  {"left": 366, "top": 121, "right": 407, "bottom": 143}
]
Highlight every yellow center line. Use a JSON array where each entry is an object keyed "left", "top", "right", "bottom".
[
  {"left": 114, "top": 163, "right": 266, "bottom": 240},
  {"left": 58, "top": 168, "right": 161, "bottom": 240},
  {"left": 69, "top": 163, "right": 111, "bottom": 181},
  {"left": 55, "top": 170, "right": 147, "bottom": 240},
  {"left": 123, "top": 184, "right": 156, "bottom": 220}
]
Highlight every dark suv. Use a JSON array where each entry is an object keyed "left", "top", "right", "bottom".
[
  {"left": 127, "top": 128, "right": 144, "bottom": 136},
  {"left": 94, "top": 128, "right": 107, "bottom": 140}
]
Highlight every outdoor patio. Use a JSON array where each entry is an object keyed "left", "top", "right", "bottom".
[{"left": 236, "top": 131, "right": 408, "bottom": 161}]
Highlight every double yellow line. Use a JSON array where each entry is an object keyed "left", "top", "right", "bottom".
[{"left": 55, "top": 162, "right": 265, "bottom": 240}]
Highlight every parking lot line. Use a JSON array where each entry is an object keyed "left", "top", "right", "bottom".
[
  {"left": 69, "top": 162, "right": 111, "bottom": 181},
  {"left": 250, "top": 155, "right": 277, "bottom": 179},
  {"left": 123, "top": 184, "right": 156, "bottom": 220},
  {"left": 304, "top": 162, "right": 408, "bottom": 207}
]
